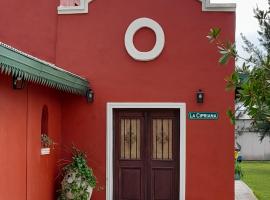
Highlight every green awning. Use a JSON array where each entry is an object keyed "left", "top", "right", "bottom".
[{"left": 0, "top": 42, "right": 90, "bottom": 96}]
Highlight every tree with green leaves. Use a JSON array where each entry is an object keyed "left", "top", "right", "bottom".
[{"left": 207, "top": 2, "right": 270, "bottom": 140}]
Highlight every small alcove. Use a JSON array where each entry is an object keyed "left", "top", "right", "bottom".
[{"left": 40, "top": 105, "right": 52, "bottom": 155}]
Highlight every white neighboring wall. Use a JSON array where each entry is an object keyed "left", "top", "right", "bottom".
[
  {"left": 236, "top": 119, "right": 270, "bottom": 160},
  {"left": 58, "top": 0, "right": 94, "bottom": 14},
  {"left": 199, "top": 0, "right": 236, "bottom": 12}
]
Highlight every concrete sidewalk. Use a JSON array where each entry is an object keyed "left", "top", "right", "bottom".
[{"left": 235, "top": 180, "right": 257, "bottom": 200}]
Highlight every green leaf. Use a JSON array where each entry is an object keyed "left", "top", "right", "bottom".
[
  {"left": 207, "top": 27, "right": 221, "bottom": 42},
  {"left": 226, "top": 108, "right": 235, "bottom": 125},
  {"left": 219, "top": 53, "right": 230, "bottom": 65}
]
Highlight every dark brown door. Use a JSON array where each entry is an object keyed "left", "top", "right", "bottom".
[{"left": 114, "top": 109, "right": 179, "bottom": 200}]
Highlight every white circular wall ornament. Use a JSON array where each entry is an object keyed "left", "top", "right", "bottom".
[{"left": 124, "top": 18, "right": 165, "bottom": 61}]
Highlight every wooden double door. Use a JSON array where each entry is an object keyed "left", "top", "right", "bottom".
[{"left": 114, "top": 109, "right": 180, "bottom": 200}]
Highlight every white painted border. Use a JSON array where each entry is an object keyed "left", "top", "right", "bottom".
[
  {"left": 106, "top": 102, "right": 186, "bottom": 200},
  {"left": 124, "top": 18, "right": 165, "bottom": 61},
  {"left": 57, "top": 0, "right": 94, "bottom": 14},
  {"left": 199, "top": 0, "right": 236, "bottom": 12}
]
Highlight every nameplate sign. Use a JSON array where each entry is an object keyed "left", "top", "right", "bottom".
[{"left": 188, "top": 112, "right": 219, "bottom": 120}]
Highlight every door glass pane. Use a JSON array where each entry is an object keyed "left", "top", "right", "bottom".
[
  {"left": 120, "top": 119, "right": 140, "bottom": 160},
  {"left": 152, "top": 119, "right": 173, "bottom": 160}
]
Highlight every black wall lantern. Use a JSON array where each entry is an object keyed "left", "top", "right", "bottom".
[
  {"left": 13, "top": 76, "right": 25, "bottom": 90},
  {"left": 196, "top": 89, "right": 204, "bottom": 103},
  {"left": 86, "top": 89, "right": 94, "bottom": 103}
]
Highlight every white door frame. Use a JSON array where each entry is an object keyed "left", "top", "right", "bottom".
[{"left": 106, "top": 102, "right": 186, "bottom": 200}]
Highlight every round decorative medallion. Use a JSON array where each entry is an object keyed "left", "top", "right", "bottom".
[{"left": 124, "top": 18, "right": 165, "bottom": 61}]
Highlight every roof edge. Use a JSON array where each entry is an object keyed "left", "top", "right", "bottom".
[{"left": 0, "top": 42, "right": 91, "bottom": 97}]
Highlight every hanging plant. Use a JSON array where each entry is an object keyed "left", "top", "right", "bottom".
[
  {"left": 41, "top": 134, "right": 54, "bottom": 155},
  {"left": 58, "top": 147, "right": 97, "bottom": 200},
  {"left": 41, "top": 134, "right": 53, "bottom": 148}
]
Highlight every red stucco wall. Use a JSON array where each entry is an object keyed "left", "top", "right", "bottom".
[
  {"left": 0, "top": 0, "right": 58, "bottom": 62},
  {"left": 0, "top": 75, "right": 62, "bottom": 200},
  {"left": 57, "top": 0, "right": 235, "bottom": 200},
  {"left": 26, "top": 84, "right": 62, "bottom": 200},
  {"left": 0, "top": 75, "right": 27, "bottom": 200},
  {"left": 0, "top": 1, "right": 61, "bottom": 198},
  {"left": 0, "top": 0, "right": 235, "bottom": 199}
]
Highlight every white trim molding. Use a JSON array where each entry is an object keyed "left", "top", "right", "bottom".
[
  {"left": 106, "top": 102, "right": 186, "bottom": 200},
  {"left": 124, "top": 18, "right": 165, "bottom": 61},
  {"left": 57, "top": 0, "right": 94, "bottom": 14},
  {"left": 199, "top": 0, "right": 236, "bottom": 12}
]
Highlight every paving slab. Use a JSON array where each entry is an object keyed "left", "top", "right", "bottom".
[{"left": 235, "top": 180, "right": 257, "bottom": 200}]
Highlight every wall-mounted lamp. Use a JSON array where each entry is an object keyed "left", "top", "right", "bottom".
[
  {"left": 196, "top": 89, "right": 204, "bottom": 103},
  {"left": 13, "top": 76, "right": 25, "bottom": 90},
  {"left": 86, "top": 89, "right": 94, "bottom": 103}
]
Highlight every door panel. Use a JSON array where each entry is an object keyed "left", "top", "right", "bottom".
[
  {"left": 120, "top": 167, "right": 142, "bottom": 199},
  {"left": 114, "top": 111, "right": 145, "bottom": 200},
  {"left": 152, "top": 168, "right": 173, "bottom": 200},
  {"left": 149, "top": 111, "right": 179, "bottom": 200},
  {"left": 114, "top": 109, "right": 179, "bottom": 200}
]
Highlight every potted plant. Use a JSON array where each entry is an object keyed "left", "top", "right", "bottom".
[
  {"left": 58, "top": 147, "right": 97, "bottom": 200},
  {"left": 234, "top": 161, "right": 243, "bottom": 180},
  {"left": 41, "top": 134, "right": 53, "bottom": 155}
]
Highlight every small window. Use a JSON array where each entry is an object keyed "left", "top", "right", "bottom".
[
  {"left": 58, "top": 0, "right": 93, "bottom": 14},
  {"left": 120, "top": 118, "right": 141, "bottom": 160},
  {"left": 60, "top": 0, "right": 81, "bottom": 7}
]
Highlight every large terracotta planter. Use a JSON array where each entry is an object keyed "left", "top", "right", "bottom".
[{"left": 61, "top": 171, "right": 93, "bottom": 200}]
